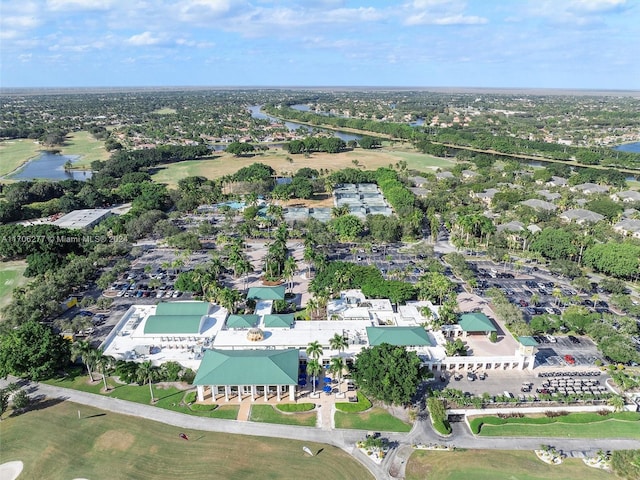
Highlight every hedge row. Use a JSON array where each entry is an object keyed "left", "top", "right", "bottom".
[{"left": 470, "top": 411, "right": 640, "bottom": 434}]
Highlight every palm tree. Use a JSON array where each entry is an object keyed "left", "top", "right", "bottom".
[
  {"left": 306, "top": 340, "right": 323, "bottom": 361},
  {"left": 329, "top": 333, "right": 348, "bottom": 354},
  {"left": 71, "top": 340, "right": 97, "bottom": 382},
  {"left": 608, "top": 394, "right": 626, "bottom": 412},
  {"left": 329, "top": 356, "right": 345, "bottom": 384},
  {"left": 306, "top": 298, "right": 318, "bottom": 319},
  {"left": 283, "top": 256, "right": 297, "bottom": 293},
  {"left": 136, "top": 360, "right": 159, "bottom": 403},
  {"left": 95, "top": 349, "right": 115, "bottom": 392},
  {"left": 306, "top": 359, "right": 322, "bottom": 394}
]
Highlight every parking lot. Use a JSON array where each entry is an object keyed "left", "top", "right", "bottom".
[{"left": 430, "top": 366, "right": 610, "bottom": 400}]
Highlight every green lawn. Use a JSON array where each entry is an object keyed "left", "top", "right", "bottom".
[
  {"left": 406, "top": 449, "right": 612, "bottom": 480},
  {"left": 250, "top": 404, "right": 317, "bottom": 427},
  {"left": 334, "top": 407, "right": 412, "bottom": 432},
  {"left": 0, "top": 138, "right": 42, "bottom": 177},
  {"left": 335, "top": 391, "right": 372, "bottom": 413},
  {"left": 42, "top": 371, "right": 237, "bottom": 419},
  {"left": 471, "top": 412, "right": 640, "bottom": 438},
  {"left": 1, "top": 401, "right": 372, "bottom": 480},
  {"left": 152, "top": 107, "right": 178, "bottom": 115},
  {"left": 0, "top": 261, "right": 28, "bottom": 312},
  {"left": 59, "top": 130, "right": 110, "bottom": 168}
]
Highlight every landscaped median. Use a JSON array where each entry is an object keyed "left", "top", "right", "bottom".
[
  {"left": 469, "top": 411, "right": 640, "bottom": 438},
  {"left": 249, "top": 404, "right": 317, "bottom": 426},
  {"left": 334, "top": 392, "right": 411, "bottom": 432}
]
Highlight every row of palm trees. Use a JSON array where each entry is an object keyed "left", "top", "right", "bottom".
[
  {"left": 71, "top": 340, "right": 161, "bottom": 402},
  {"left": 305, "top": 334, "right": 349, "bottom": 394}
]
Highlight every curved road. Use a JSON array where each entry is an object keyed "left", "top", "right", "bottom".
[{"left": 4, "top": 379, "right": 640, "bottom": 480}]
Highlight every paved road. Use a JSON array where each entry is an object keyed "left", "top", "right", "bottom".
[{"left": 4, "top": 379, "right": 640, "bottom": 480}]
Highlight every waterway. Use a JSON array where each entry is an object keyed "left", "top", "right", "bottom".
[
  {"left": 248, "top": 105, "right": 362, "bottom": 142},
  {"left": 615, "top": 142, "right": 640, "bottom": 153},
  {"left": 8, "top": 151, "right": 92, "bottom": 181}
]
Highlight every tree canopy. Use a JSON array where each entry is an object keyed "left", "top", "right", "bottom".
[
  {"left": 0, "top": 321, "right": 70, "bottom": 380},
  {"left": 351, "top": 343, "right": 424, "bottom": 405}
]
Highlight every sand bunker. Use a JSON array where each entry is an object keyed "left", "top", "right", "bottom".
[{"left": 0, "top": 461, "right": 24, "bottom": 480}]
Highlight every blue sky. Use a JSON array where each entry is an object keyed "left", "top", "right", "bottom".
[{"left": 1, "top": 0, "right": 638, "bottom": 89}]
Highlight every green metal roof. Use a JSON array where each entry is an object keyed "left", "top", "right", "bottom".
[
  {"left": 365, "top": 326, "right": 432, "bottom": 346},
  {"left": 518, "top": 336, "right": 538, "bottom": 346},
  {"left": 226, "top": 314, "right": 259, "bottom": 329},
  {"left": 155, "top": 301, "right": 210, "bottom": 316},
  {"left": 247, "top": 285, "right": 286, "bottom": 301},
  {"left": 144, "top": 315, "right": 203, "bottom": 334},
  {"left": 263, "top": 314, "right": 295, "bottom": 328},
  {"left": 193, "top": 349, "right": 299, "bottom": 386},
  {"left": 459, "top": 313, "right": 497, "bottom": 332}
]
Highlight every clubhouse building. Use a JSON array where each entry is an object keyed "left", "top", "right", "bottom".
[{"left": 102, "top": 287, "right": 538, "bottom": 403}]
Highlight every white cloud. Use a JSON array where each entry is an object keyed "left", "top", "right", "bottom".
[
  {"left": 127, "top": 31, "right": 162, "bottom": 46},
  {"left": 403, "top": 0, "right": 488, "bottom": 26},
  {"left": 528, "top": 0, "right": 631, "bottom": 25},
  {"left": 47, "top": 0, "right": 116, "bottom": 11}
]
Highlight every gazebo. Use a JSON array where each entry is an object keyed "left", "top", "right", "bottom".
[{"left": 458, "top": 312, "right": 497, "bottom": 337}]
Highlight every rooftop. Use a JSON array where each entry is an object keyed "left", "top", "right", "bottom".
[
  {"left": 52, "top": 208, "right": 111, "bottom": 229},
  {"left": 365, "top": 326, "right": 433, "bottom": 346},
  {"left": 247, "top": 285, "right": 286, "bottom": 301},
  {"left": 459, "top": 312, "right": 497, "bottom": 332},
  {"left": 193, "top": 348, "right": 299, "bottom": 386}
]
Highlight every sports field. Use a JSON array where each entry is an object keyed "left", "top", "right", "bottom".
[
  {"left": 406, "top": 449, "right": 612, "bottom": 480},
  {"left": 1, "top": 400, "right": 373, "bottom": 480},
  {"left": 0, "top": 261, "right": 27, "bottom": 311},
  {"left": 151, "top": 146, "right": 454, "bottom": 188}
]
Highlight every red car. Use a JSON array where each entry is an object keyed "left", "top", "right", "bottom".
[{"left": 564, "top": 354, "right": 576, "bottom": 365}]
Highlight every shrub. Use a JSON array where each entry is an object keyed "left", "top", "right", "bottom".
[
  {"left": 277, "top": 403, "right": 315, "bottom": 413},
  {"left": 180, "top": 368, "right": 196, "bottom": 383},
  {"left": 427, "top": 397, "right": 452, "bottom": 435}
]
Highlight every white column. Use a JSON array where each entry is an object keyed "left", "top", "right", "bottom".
[
  {"left": 224, "top": 385, "right": 229, "bottom": 402},
  {"left": 251, "top": 385, "right": 256, "bottom": 402},
  {"left": 197, "top": 385, "right": 204, "bottom": 402},
  {"left": 264, "top": 385, "right": 268, "bottom": 402},
  {"left": 238, "top": 386, "right": 243, "bottom": 403},
  {"left": 289, "top": 384, "right": 295, "bottom": 401},
  {"left": 277, "top": 385, "right": 281, "bottom": 402}
]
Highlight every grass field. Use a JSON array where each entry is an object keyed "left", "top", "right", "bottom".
[
  {"left": 471, "top": 412, "right": 640, "bottom": 439},
  {"left": 60, "top": 131, "right": 110, "bottom": 168},
  {"left": 406, "top": 449, "right": 612, "bottom": 480},
  {"left": 43, "top": 371, "right": 238, "bottom": 419},
  {"left": 0, "top": 261, "right": 28, "bottom": 312},
  {"left": 152, "top": 107, "right": 178, "bottom": 115},
  {"left": 0, "top": 139, "right": 42, "bottom": 177},
  {"left": 250, "top": 405, "right": 317, "bottom": 426},
  {"left": 334, "top": 407, "right": 412, "bottom": 432},
  {"left": 1, "top": 401, "right": 373, "bottom": 480},
  {"left": 151, "top": 146, "right": 455, "bottom": 188}
]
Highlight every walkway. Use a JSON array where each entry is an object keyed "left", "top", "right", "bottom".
[{"left": 4, "top": 378, "right": 640, "bottom": 480}]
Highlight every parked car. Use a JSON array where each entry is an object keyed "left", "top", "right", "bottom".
[
  {"left": 568, "top": 335, "right": 581, "bottom": 344},
  {"left": 564, "top": 354, "right": 576, "bottom": 365}
]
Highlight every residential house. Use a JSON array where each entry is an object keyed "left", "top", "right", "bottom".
[
  {"left": 521, "top": 199, "right": 557, "bottom": 212},
  {"left": 613, "top": 219, "right": 640, "bottom": 239},
  {"left": 611, "top": 190, "right": 640, "bottom": 203},
  {"left": 559, "top": 209, "right": 605, "bottom": 224},
  {"left": 545, "top": 176, "right": 568, "bottom": 188},
  {"left": 571, "top": 183, "right": 610, "bottom": 195}
]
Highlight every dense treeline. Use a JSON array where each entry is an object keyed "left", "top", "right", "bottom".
[
  {"left": 95, "top": 144, "right": 211, "bottom": 179},
  {"left": 285, "top": 137, "right": 346, "bottom": 154},
  {"left": 0, "top": 224, "right": 86, "bottom": 259},
  {"left": 266, "top": 104, "right": 640, "bottom": 170},
  {"left": 309, "top": 261, "right": 417, "bottom": 304}
]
